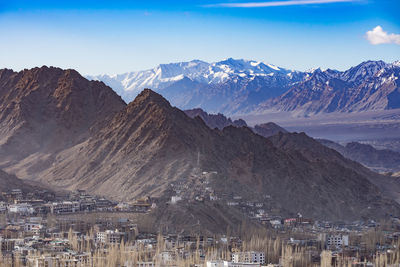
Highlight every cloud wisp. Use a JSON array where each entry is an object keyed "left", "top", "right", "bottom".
[
  {"left": 204, "top": 0, "right": 357, "bottom": 8},
  {"left": 366, "top": 26, "right": 400, "bottom": 45}
]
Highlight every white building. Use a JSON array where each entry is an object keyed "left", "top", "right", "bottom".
[
  {"left": 206, "top": 261, "right": 261, "bottom": 267},
  {"left": 326, "top": 234, "right": 349, "bottom": 248},
  {"left": 96, "top": 230, "right": 125, "bottom": 244},
  {"left": 232, "top": 251, "right": 265, "bottom": 264},
  {"left": 24, "top": 223, "right": 43, "bottom": 233},
  {"left": 125, "top": 261, "right": 155, "bottom": 267},
  {"left": 171, "top": 196, "right": 182, "bottom": 204},
  {"left": 8, "top": 203, "right": 34, "bottom": 214},
  {"left": 158, "top": 251, "right": 176, "bottom": 265}
]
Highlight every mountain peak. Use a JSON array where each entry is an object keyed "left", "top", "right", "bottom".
[
  {"left": 130, "top": 88, "right": 171, "bottom": 108},
  {"left": 392, "top": 60, "right": 400, "bottom": 67}
]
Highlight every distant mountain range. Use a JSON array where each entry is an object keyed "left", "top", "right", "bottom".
[
  {"left": 261, "top": 60, "right": 400, "bottom": 115},
  {"left": 319, "top": 139, "right": 400, "bottom": 173},
  {"left": 184, "top": 108, "right": 287, "bottom": 138},
  {"left": 88, "top": 59, "right": 400, "bottom": 115},
  {"left": 87, "top": 58, "right": 306, "bottom": 114},
  {"left": 1, "top": 66, "right": 400, "bottom": 227}
]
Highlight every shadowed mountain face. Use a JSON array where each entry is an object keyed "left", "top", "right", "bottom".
[{"left": 1, "top": 67, "right": 400, "bottom": 223}]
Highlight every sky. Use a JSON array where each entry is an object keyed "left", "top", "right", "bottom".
[{"left": 0, "top": 0, "right": 399, "bottom": 75}]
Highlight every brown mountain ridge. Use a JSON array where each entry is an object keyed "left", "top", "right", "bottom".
[{"left": 0, "top": 66, "right": 400, "bottom": 225}]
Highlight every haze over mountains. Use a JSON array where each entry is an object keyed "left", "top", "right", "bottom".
[
  {"left": 1, "top": 66, "right": 400, "bottom": 227},
  {"left": 88, "top": 59, "right": 400, "bottom": 116}
]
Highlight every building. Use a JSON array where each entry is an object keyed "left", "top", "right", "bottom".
[
  {"left": 96, "top": 230, "right": 125, "bottom": 244},
  {"left": 326, "top": 234, "right": 349, "bottom": 248},
  {"left": 8, "top": 203, "right": 34, "bottom": 214},
  {"left": 207, "top": 261, "right": 261, "bottom": 267},
  {"left": 26, "top": 252, "right": 91, "bottom": 267},
  {"left": 171, "top": 196, "right": 182, "bottom": 204},
  {"left": 232, "top": 251, "right": 265, "bottom": 264},
  {"left": 50, "top": 201, "right": 80, "bottom": 214},
  {"left": 125, "top": 262, "right": 155, "bottom": 267}
]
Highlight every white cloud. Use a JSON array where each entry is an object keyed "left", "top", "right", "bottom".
[
  {"left": 204, "top": 0, "right": 357, "bottom": 8},
  {"left": 366, "top": 26, "right": 400, "bottom": 45}
]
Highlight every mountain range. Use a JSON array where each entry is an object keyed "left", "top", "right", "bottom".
[
  {"left": 184, "top": 108, "right": 287, "bottom": 138},
  {"left": 88, "top": 59, "right": 400, "bottom": 116},
  {"left": 1, "top": 66, "right": 400, "bottom": 229},
  {"left": 319, "top": 139, "right": 400, "bottom": 173}
]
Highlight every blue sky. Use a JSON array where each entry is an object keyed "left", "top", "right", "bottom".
[{"left": 0, "top": 0, "right": 399, "bottom": 74}]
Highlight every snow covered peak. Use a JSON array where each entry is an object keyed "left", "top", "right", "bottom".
[
  {"left": 93, "top": 58, "right": 295, "bottom": 93},
  {"left": 304, "top": 68, "right": 340, "bottom": 83},
  {"left": 214, "top": 58, "right": 287, "bottom": 75},
  {"left": 342, "top": 60, "right": 387, "bottom": 84},
  {"left": 157, "top": 60, "right": 209, "bottom": 79},
  {"left": 392, "top": 60, "right": 400, "bottom": 67},
  {"left": 306, "top": 67, "right": 326, "bottom": 73},
  {"left": 86, "top": 58, "right": 299, "bottom": 104}
]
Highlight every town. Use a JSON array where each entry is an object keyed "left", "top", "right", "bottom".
[{"left": 1, "top": 187, "right": 400, "bottom": 266}]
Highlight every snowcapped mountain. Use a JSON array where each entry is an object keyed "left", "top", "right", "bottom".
[
  {"left": 88, "top": 59, "right": 400, "bottom": 115},
  {"left": 341, "top": 60, "right": 387, "bottom": 85},
  {"left": 87, "top": 58, "right": 305, "bottom": 114},
  {"left": 259, "top": 60, "right": 400, "bottom": 114}
]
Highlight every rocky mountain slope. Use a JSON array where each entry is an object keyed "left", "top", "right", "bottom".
[
  {"left": 0, "top": 66, "right": 126, "bottom": 175},
  {"left": 39, "top": 90, "right": 400, "bottom": 219},
  {"left": 1, "top": 66, "right": 400, "bottom": 223}
]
